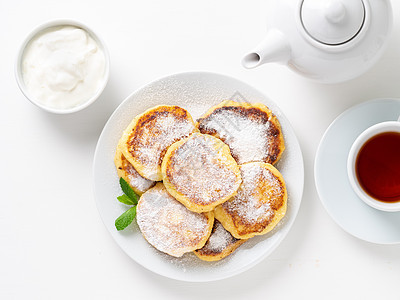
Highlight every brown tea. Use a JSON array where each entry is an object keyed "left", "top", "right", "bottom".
[{"left": 355, "top": 131, "right": 400, "bottom": 203}]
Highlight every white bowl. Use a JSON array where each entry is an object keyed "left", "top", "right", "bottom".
[{"left": 15, "top": 19, "right": 110, "bottom": 114}]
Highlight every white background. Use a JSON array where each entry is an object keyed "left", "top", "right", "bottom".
[{"left": 1, "top": 0, "right": 400, "bottom": 299}]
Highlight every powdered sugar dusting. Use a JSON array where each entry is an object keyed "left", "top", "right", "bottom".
[
  {"left": 167, "top": 133, "right": 240, "bottom": 205},
  {"left": 221, "top": 163, "right": 284, "bottom": 226},
  {"left": 116, "top": 147, "right": 156, "bottom": 193},
  {"left": 202, "top": 220, "right": 239, "bottom": 253},
  {"left": 129, "top": 107, "right": 196, "bottom": 179},
  {"left": 124, "top": 160, "right": 156, "bottom": 193},
  {"left": 197, "top": 106, "right": 282, "bottom": 165},
  {"left": 136, "top": 184, "right": 211, "bottom": 257}
]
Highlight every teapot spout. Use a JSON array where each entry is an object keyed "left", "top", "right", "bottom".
[{"left": 242, "top": 30, "right": 291, "bottom": 69}]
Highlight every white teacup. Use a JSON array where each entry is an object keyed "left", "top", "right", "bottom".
[{"left": 347, "top": 117, "right": 400, "bottom": 212}]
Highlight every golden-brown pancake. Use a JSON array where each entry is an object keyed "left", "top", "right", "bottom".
[
  {"left": 194, "top": 220, "right": 247, "bottom": 261},
  {"left": 119, "top": 105, "right": 197, "bottom": 181},
  {"left": 136, "top": 183, "right": 214, "bottom": 257},
  {"left": 114, "top": 146, "right": 156, "bottom": 195},
  {"left": 196, "top": 100, "right": 285, "bottom": 165},
  {"left": 162, "top": 132, "right": 242, "bottom": 213},
  {"left": 214, "top": 162, "right": 287, "bottom": 239}
]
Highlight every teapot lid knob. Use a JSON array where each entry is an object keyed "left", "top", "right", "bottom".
[
  {"left": 301, "top": 0, "right": 365, "bottom": 45},
  {"left": 325, "top": 1, "right": 346, "bottom": 24}
]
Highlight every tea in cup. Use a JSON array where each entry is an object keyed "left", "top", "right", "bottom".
[{"left": 347, "top": 119, "right": 400, "bottom": 212}]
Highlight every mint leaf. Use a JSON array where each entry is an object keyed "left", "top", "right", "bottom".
[
  {"left": 115, "top": 206, "right": 137, "bottom": 231},
  {"left": 119, "top": 177, "right": 139, "bottom": 204},
  {"left": 117, "top": 194, "right": 135, "bottom": 205}
]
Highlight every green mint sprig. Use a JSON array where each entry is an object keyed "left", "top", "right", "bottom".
[
  {"left": 115, "top": 178, "right": 140, "bottom": 231},
  {"left": 119, "top": 177, "right": 138, "bottom": 205}
]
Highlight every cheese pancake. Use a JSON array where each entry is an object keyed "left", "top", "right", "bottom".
[
  {"left": 196, "top": 100, "right": 284, "bottom": 165},
  {"left": 119, "top": 105, "right": 197, "bottom": 181},
  {"left": 214, "top": 162, "right": 287, "bottom": 239},
  {"left": 136, "top": 183, "right": 214, "bottom": 257},
  {"left": 194, "top": 220, "right": 247, "bottom": 261},
  {"left": 114, "top": 146, "right": 156, "bottom": 195},
  {"left": 162, "top": 132, "right": 241, "bottom": 213}
]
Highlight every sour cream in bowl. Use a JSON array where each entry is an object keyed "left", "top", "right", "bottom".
[{"left": 15, "top": 19, "right": 110, "bottom": 114}]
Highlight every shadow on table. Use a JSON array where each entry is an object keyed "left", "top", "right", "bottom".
[{"left": 39, "top": 77, "right": 124, "bottom": 146}]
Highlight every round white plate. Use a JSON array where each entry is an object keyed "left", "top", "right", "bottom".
[
  {"left": 315, "top": 98, "right": 400, "bottom": 244},
  {"left": 93, "top": 72, "right": 304, "bottom": 282}
]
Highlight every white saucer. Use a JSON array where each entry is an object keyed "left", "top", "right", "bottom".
[{"left": 315, "top": 98, "right": 400, "bottom": 244}]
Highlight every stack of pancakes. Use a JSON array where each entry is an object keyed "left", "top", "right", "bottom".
[{"left": 115, "top": 100, "right": 287, "bottom": 261}]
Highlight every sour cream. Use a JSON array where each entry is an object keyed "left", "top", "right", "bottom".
[{"left": 22, "top": 25, "right": 106, "bottom": 110}]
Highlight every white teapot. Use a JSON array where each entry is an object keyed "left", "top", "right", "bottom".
[{"left": 242, "top": 0, "right": 392, "bottom": 83}]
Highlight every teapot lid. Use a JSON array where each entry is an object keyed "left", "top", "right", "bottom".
[{"left": 301, "top": 0, "right": 365, "bottom": 45}]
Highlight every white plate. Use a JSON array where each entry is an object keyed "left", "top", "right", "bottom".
[
  {"left": 315, "top": 98, "right": 400, "bottom": 244},
  {"left": 93, "top": 72, "right": 304, "bottom": 282}
]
